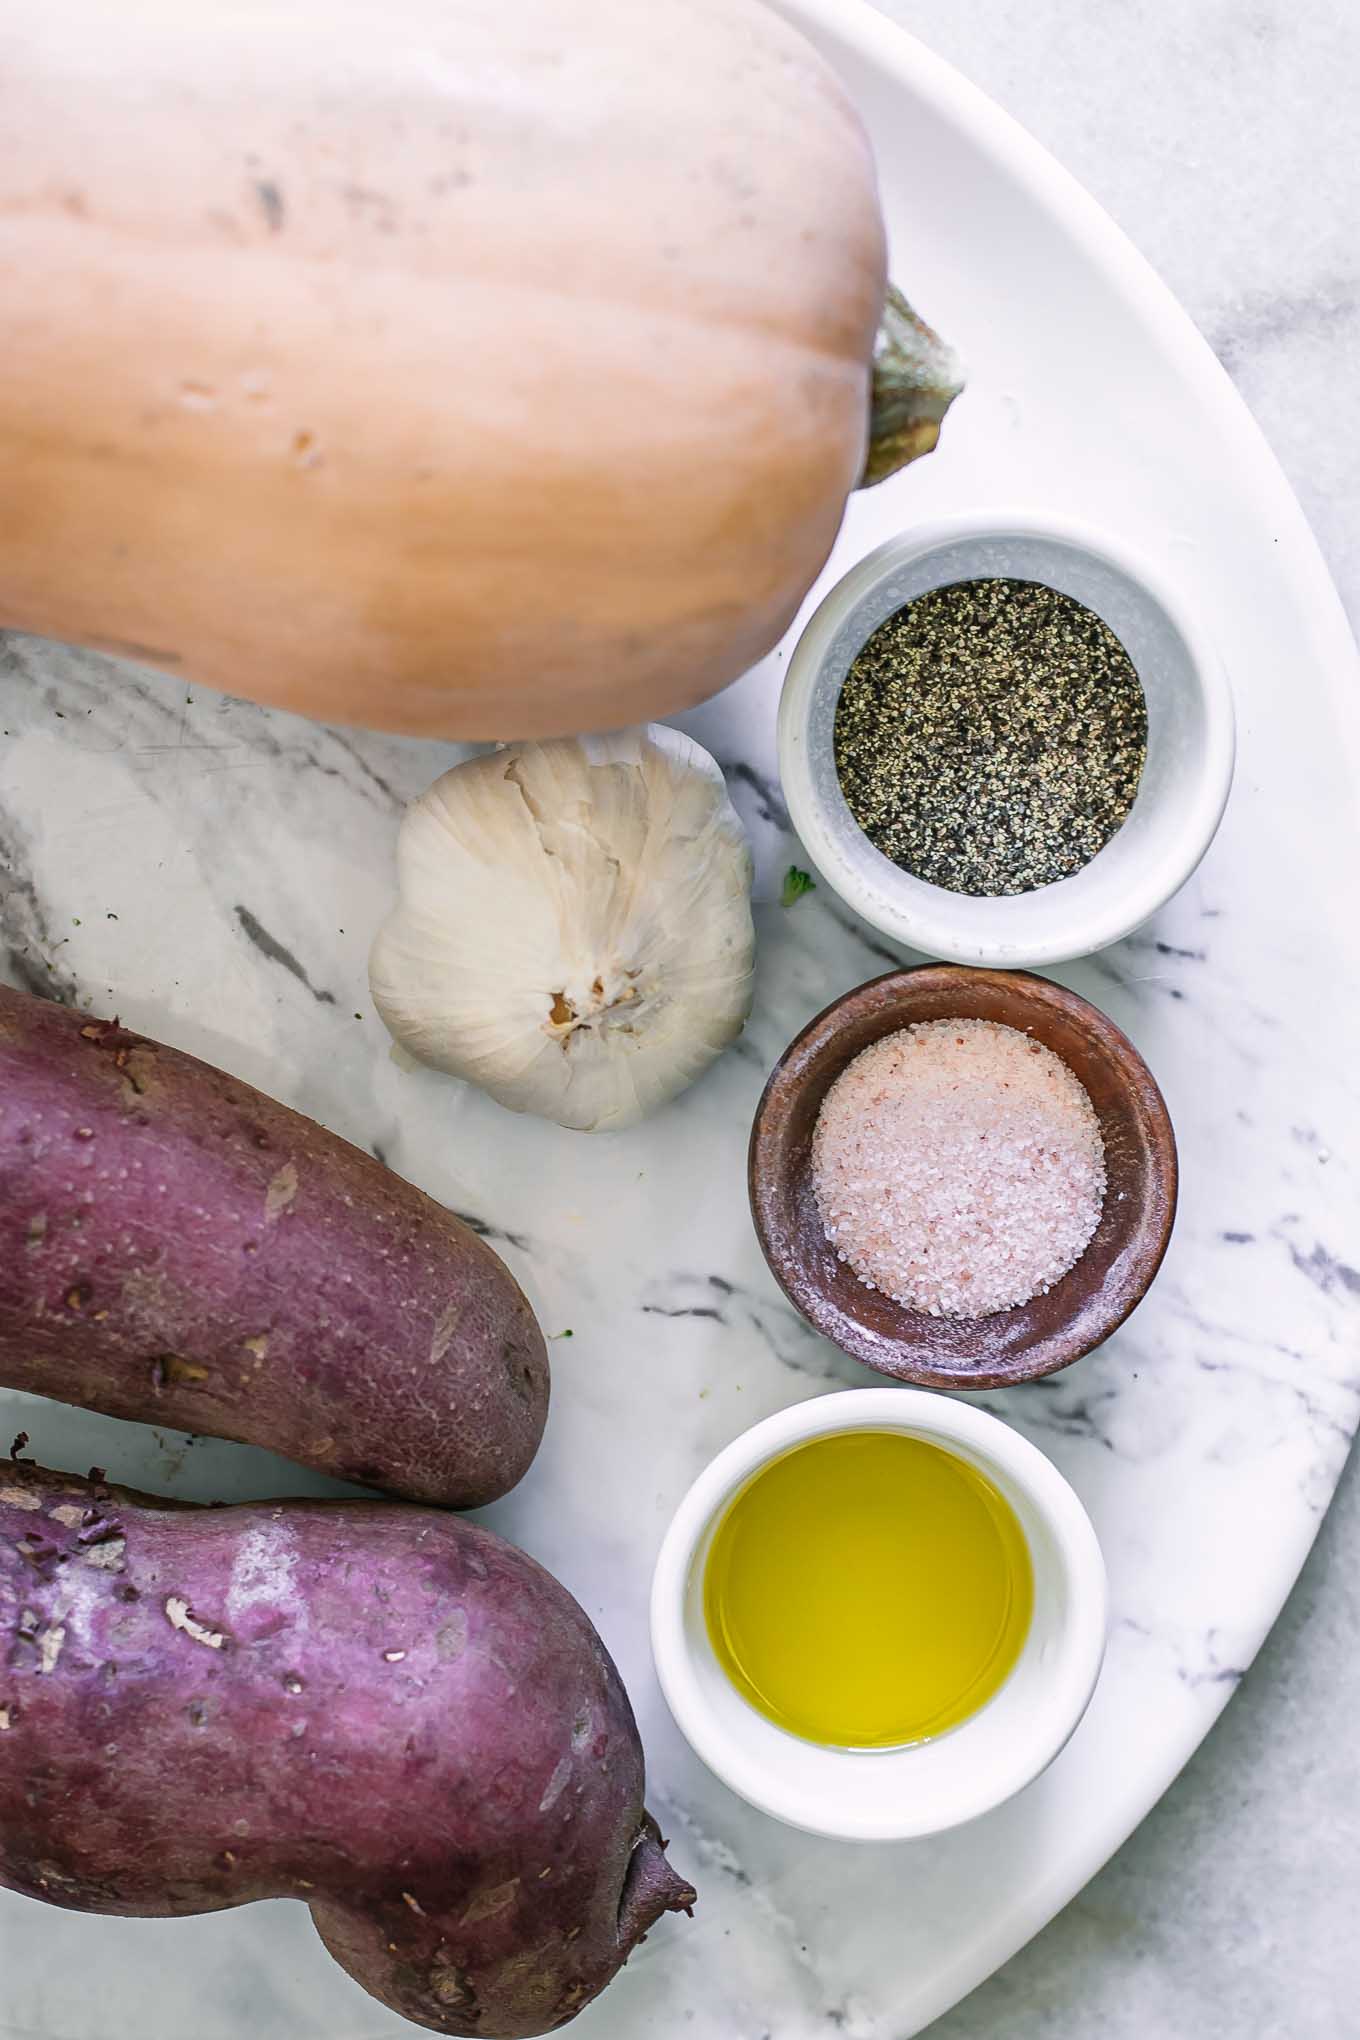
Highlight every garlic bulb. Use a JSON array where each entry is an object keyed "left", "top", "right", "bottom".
[{"left": 370, "top": 726, "right": 755, "bottom": 1132}]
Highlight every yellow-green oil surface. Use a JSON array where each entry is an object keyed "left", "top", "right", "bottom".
[{"left": 703, "top": 1431, "right": 1033, "bottom": 1748}]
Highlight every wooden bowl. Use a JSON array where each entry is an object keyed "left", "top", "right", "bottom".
[{"left": 748, "top": 966, "right": 1177, "bottom": 1389}]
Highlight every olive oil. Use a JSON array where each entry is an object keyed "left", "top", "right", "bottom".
[{"left": 703, "top": 1431, "right": 1033, "bottom": 1748}]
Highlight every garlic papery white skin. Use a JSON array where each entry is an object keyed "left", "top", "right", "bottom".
[{"left": 369, "top": 726, "right": 755, "bottom": 1132}]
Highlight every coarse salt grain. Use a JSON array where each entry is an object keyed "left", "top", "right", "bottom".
[{"left": 811, "top": 1017, "right": 1106, "bottom": 1318}]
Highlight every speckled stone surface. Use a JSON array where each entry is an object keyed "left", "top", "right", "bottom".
[{"left": 874, "top": 1, "right": 1360, "bottom": 2032}]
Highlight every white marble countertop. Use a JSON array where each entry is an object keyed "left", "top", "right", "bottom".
[{"left": 872, "top": 1, "right": 1360, "bottom": 2032}]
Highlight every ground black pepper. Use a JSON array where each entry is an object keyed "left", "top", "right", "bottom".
[{"left": 834, "top": 578, "right": 1148, "bottom": 897}]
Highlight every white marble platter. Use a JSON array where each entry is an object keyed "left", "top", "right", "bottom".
[{"left": 2, "top": 1, "right": 1359, "bottom": 2034}]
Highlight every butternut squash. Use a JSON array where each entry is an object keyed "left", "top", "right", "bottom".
[{"left": 0, "top": 0, "right": 959, "bottom": 738}]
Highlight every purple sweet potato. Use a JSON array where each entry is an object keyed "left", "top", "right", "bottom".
[
  {"left": 0, "top": 985, "right": 548, "bottom": 1505},
  {"left": 0, "top": 1457, "right": 694, "bottom": 2036}
]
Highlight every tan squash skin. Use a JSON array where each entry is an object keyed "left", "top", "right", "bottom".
[{"left": 0, "top": 0, "right": 890, "bottom": 738}]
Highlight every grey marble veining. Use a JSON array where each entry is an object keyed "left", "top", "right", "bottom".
[{"left": 873, "top": 0, "right": 1360, "bottom": 2032}]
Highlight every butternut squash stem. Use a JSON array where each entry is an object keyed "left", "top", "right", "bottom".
[{"left": 860, "top": 285, "right": 965, "bottom": 488}]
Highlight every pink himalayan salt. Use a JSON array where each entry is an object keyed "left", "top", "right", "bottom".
[{"left": 811, "top": 1017, "right": 1106, "bottom": 1318}]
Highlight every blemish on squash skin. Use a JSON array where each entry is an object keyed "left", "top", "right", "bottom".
[
  {"left": 255, "top": 179, "right": 285, "bottom": 232},
  {"left": 341, "top": 183, "right": 399, "bottom": 233}
]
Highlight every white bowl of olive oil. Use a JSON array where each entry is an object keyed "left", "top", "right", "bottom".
[{"left": 651, "top": 1388, "right": 1106, "bottom": 1841}]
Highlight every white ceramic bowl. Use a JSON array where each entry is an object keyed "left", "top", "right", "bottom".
[
  {"left": 777, "top": 511, "right": 1235, "bottom": 966},
  {"left": 650, "top": 1388, "right": 1106, "bottom": 1841}
]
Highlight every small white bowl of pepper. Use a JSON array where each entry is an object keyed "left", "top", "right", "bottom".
[{"left": 778, "top": 510, "right": 1235, "bottom": 966}]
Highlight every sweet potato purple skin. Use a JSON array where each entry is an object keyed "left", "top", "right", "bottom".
[
  {"left": 0, "top": 1458, "right": 694, "bottom": 2036},
  {"left": 0, "top": 985, "right": 548, "bottom": 1505}
]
